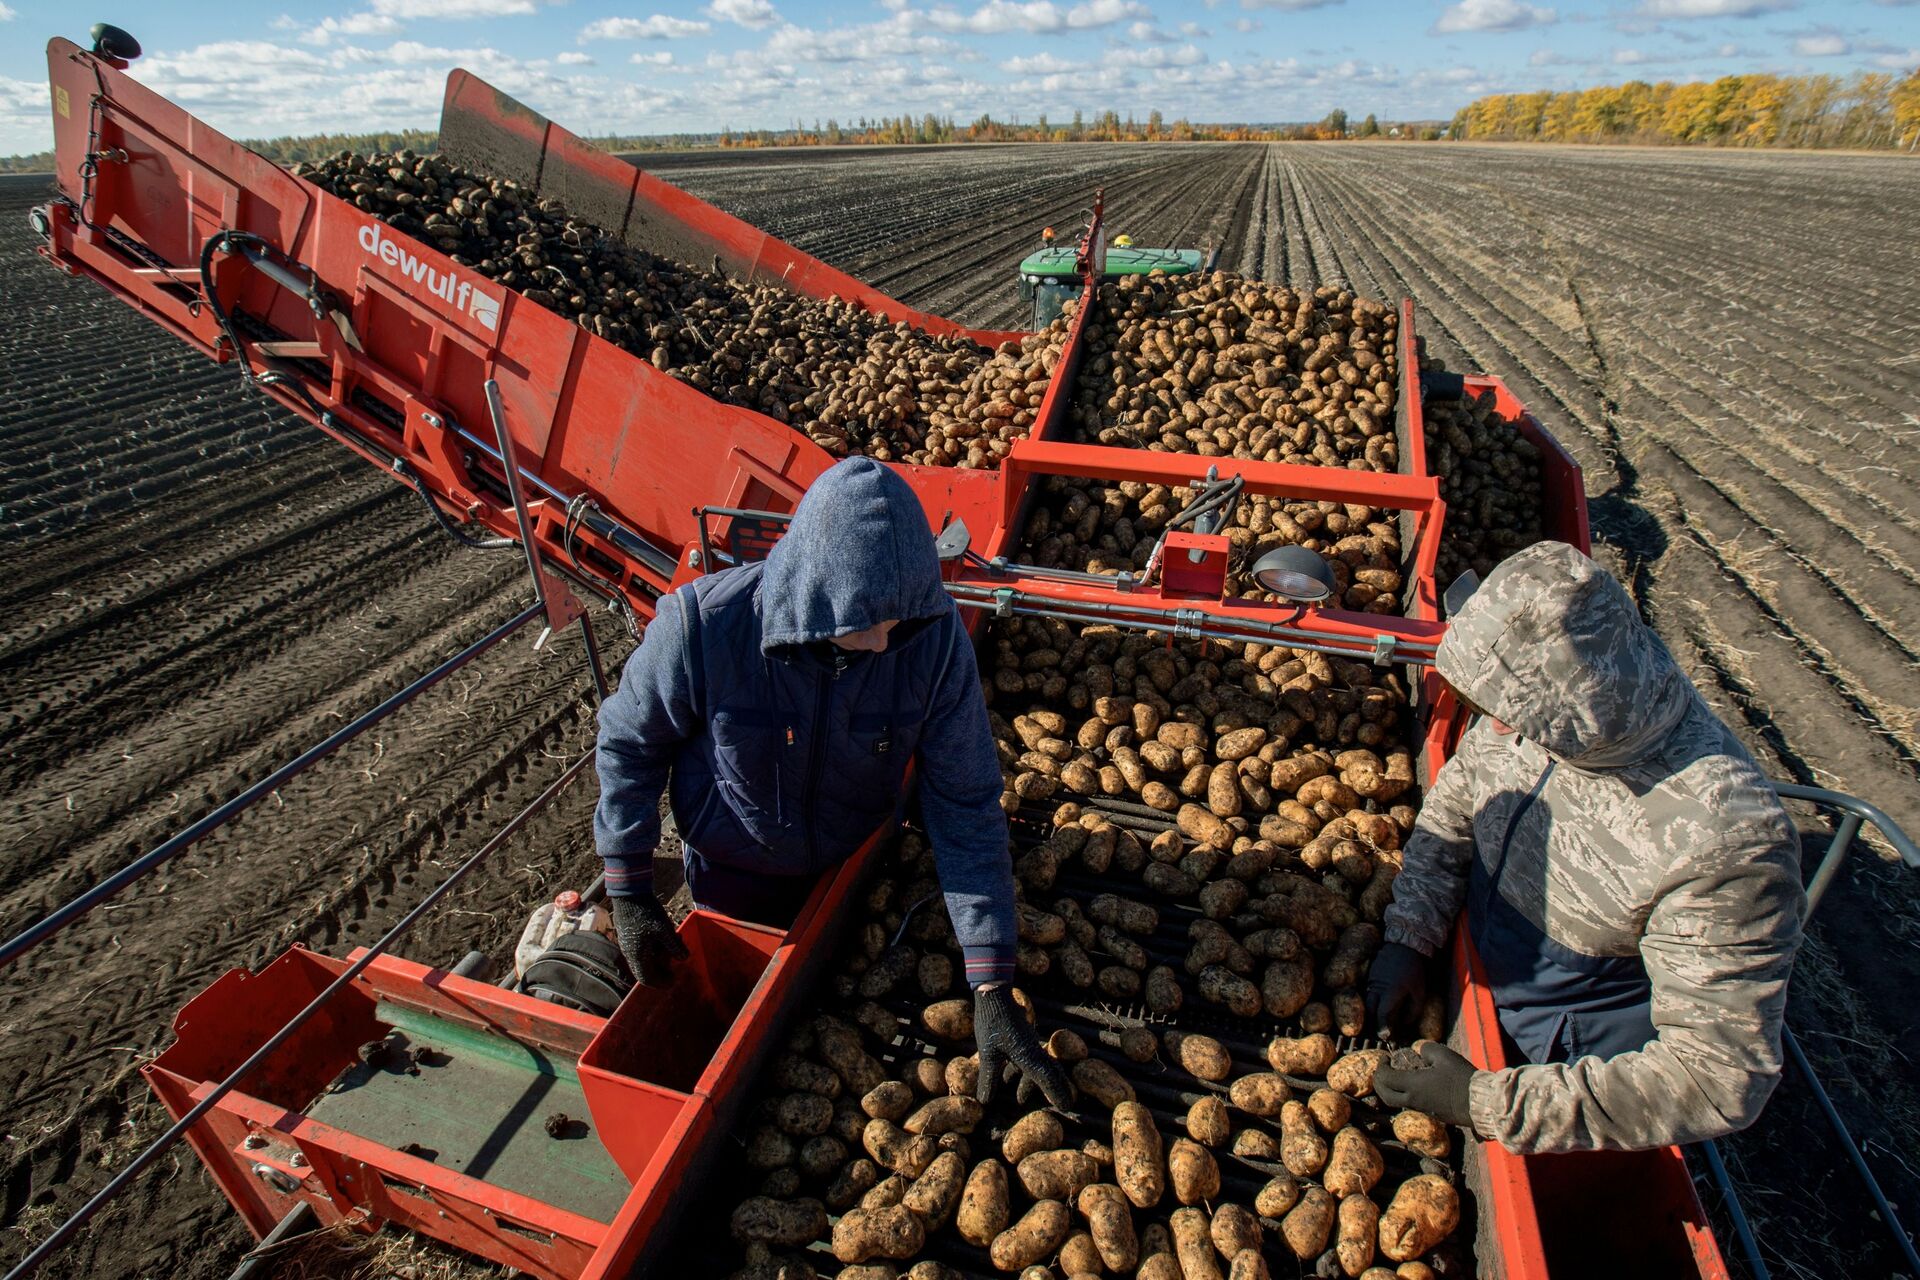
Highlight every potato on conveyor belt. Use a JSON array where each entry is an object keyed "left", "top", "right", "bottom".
[{"left": 1379, "top": 1175, "right": 1462, "bottom": 1262}]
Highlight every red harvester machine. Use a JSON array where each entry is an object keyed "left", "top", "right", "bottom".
[{"left": 34, "top": 22, "right": 1919, "bottom": 1280}]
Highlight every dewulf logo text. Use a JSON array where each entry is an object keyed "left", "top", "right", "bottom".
[{"left": 357, "top": 222, "right": 500, "bottom": 331}]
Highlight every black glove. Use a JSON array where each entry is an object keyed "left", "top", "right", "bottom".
[
  {"left": 1365, "top": 941, "right": 1429, "bottom": 1041},
  {"left": 1373, "top": 1041, "right": 1478, "bottom": 1128},
  {"left": 973, "top": 985, "right": 1072, "bottom": 1111},
  {"left": 608, "top": 894, "right": 688, "bottom": 988}
]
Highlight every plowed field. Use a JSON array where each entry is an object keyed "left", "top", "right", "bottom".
[{"left": 3, "top": 141, "right": 1918, "bottom": 1279}]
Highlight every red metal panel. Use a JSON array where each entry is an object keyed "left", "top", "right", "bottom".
[{"left": 1399, "top": 298, "right": 1431, "bottom": 479}]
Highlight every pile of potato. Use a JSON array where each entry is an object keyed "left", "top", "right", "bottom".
[
  {"left": 1068, "top": 275, "right": 1400, "bottom": 473},
  {"left": 1418, "top": 360, "right": 1545, "bottom": 584},
  {"left": 292, "top": 149, "right": 1065, "bottom": 469}
]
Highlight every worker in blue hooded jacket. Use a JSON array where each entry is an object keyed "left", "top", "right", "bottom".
[{"left": 593, "top": 457, "right": 1070, "bottom": 1108}]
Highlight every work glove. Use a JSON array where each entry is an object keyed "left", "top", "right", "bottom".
[
  {"left": 973, "top": 984, "right": 1073, "bottom": 1111},
  {"left": 608, "top": 893, "right": 688, "bottom": 988},
  {"left": 1373, "top": 1041, "right": 1479, "bottom": 1129},
  {"left": 1365, "top": 941, "right": 1430, "bottom": 1041}
]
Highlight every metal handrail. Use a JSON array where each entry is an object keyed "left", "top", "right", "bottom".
[{"left": 1696, "top": 782, "right": 1920, "bottom": 1280}]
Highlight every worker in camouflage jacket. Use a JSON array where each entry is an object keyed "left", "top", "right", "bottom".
[
  {"left": 593, "top": 457, "right": 1069, "bottom": 1109},
  {"left": 1368, "top": 540, "right": 1805, "bottom": 1152}
]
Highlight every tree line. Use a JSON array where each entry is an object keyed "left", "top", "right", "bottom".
[
  {"left": 713, "top": 109, "right": 1439, "bottom": 147},
  {"left": 1452, "top": 70, "right": 1920, "bottom": 150}
]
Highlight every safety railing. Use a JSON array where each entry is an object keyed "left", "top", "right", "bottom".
[
  {"left": 1694, "top": 781, "right": 1920, "bottom": 1280},
  {"left": 0, "top": 380, "right": 610, "bottom": 1280}
]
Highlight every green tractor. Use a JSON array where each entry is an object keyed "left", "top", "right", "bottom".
[{"left": 1017, "top": 231, "right": 1216, "bottom": 329}]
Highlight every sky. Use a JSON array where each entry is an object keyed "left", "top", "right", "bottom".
[{"left": 1, "top": 0, "right": 1916, "bottom": 156}]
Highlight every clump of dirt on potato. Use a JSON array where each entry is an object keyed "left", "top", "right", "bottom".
[
  {"left": 1069, "top": 271, "right": 1401, "bottom": 471},
  {"left": 292, "top": 149, "right": 1065, "bottom": 469}
]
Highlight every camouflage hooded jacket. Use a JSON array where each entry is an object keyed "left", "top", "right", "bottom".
[{"left": 1383, "top": 541, "right": 1804, "bottom": 1153}]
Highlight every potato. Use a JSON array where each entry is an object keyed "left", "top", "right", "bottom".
[
  {"left": 1255, "top": 1173, "right": 1303, "bottom": 1218},
  {"left": 956, "top": 1158, "right": 1010, "bottom": 1247},
  {"left": 1166, "top": 1031, "right": 1232, "bottom": 1082},
  {"left": 1082, "top": 1137, "right": 1114, "bottom": 1167},
  {"left": 832, "top": 1204, "right": 926, "bottom": 1264},
  {"left": 1281, "top": 1184, "right": 1336, "bottom": 1259},
  {"left": 990, "top": 1199, "right": 1072, "bottom": 1272},
  {"left": 1298, "top": 1001, "right": 1334, "bottom": 1034},
  {"left": 903, "top": 1096, "right": 983, "bottom": 1136},
  {"left": 1260, "top": 957, "right": 1315, "bottom": 1018},
  {"left": 920, "top": 999, "right": 974, "bottom": 1041},
  {"left": 1327, "top": 1049, "right": 1389, "bottom": 1098},
  {"left": 863, "top": 1119, "right": 937, "bottom": 1177},
  {"left": 1167, "top": 1137, "right": 1221, "bottom": 1205},
  {"left": 860, "top": 945, "right": 917, "bottom": 999},
  {"left": 904, "top": 1056, "right": 947, "bottom": 1096},
  {"left": 1323, "top": 923, "right": 1383, "bottom": 990},
  {"left": 917, "top": 953, "right": 954, "bottom": 998},
  {"left": 1324, "top": 1127, "right": 1384, "bottom": 1198},
  {"left": 1211, "top": 1202, "right": 1263, "bottom": 1260},
  {"left": 1136, "top": 967, "right": 1182, "bottom": 1013},
  {"left": 1179, "top": 803, "right": 1235, "bottom": 851},
  {"left": 1018, "top": 1149, "right": 1100, "bottom": 1201},
  {"left": 862, "top": 1081, "right": 915, "bottom": 1122},
  {"left": 730, "top": 1196, "right": 828, "bottom": 1247},
  {"left": 1266, "top": 1033, "right": 1338, "bottom": 1076},
  {"left": 1231, "top": 1128, "right": 1283, "bottom": 1160},
  {"left": 1113, "top": 1025, "right": 1159, "bottom": 1062},
  {"left": 839, "top": 1267, "right": 899, "bottom": 1280},
  {"left": 826, "top": 1157, "right": 883, "bottom": 1211},
  {"left": 1111, "top": 1101, "right": 1166, "bottom": 1209},
  {"left": 816, "top": 1019, "right": 889, "bottom": 1094},
  {"left": 904, "top": 1151, "right": 966, "bottom": 1229},
  {"left": 1077, "top": 1183, "right": 1140, "bottom": 1271},
  {"left": 1227, "top": 1072, "right": 1292, "bottom": 1118},
  {"left": 797, "top": 1135, "right": 847, "bottom": 1180},
  {"left": 1307, "top": 1087, "right": 1352, "bottom": 1133},
  {"left": 945, "top": 1055, "right": 979, "bottom": 1098},
  {"left": 1279, "top": 1101, "right": 1330, "bottom": 1177},
  {"left": 1002, "top": 1111, "right": 1065, "bottom": 1165},
  {"left": 1378, "top": 1175, "right": 1460, "bottom": 1262},
  {"left": 1198, "top": 965, "right": 1262, "bottom": 1018},
  {"left": 862, "top": 1173, "right": 908, "bottom": 1210},
  {"left": 1228, "top": 1251, "right": 1272, "bottom": 1280},
  {"left": 771, "top": 1058, "right": 841, "bottom": 1098},
  {"left": 1338, "top": 1193, "right": 1380, "bottom": 1277},
  {"left": 744, "top": 1125, "right": 795, "bottom": 1171},
  {"left": 1072, "top": 1058, "right": 1136, "bottom": 1109},
  {"left": 1391, "top": 1110, "right": 1451, "bottom": 1159},
  {"left": 1171, "top": 1207, "right": 1224, "bottom": 1280},
  {"left": 1187, "top": 1094, "right": 1232, "bottom": 1147},
  {"left": 1089, "top": 893, "right": 1159, "bottom": 935}
]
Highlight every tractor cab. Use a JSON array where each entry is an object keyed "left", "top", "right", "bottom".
[{"left": 1018, "top": 233, "right": 1212, "bottom": 329}]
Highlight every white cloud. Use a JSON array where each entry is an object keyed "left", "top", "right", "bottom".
[
  {"left": 1111, "top": 43, "right": 1207, "bottom": 67},
  {"left": 0, "top": 4, "right": 17, "bottom": 20},
  {"left": 1634, "top": 0, "right": 1793, "bottom": 17},
  {"left": 1180, "top": 21, "right": 1212, "bottom": 36},
  {"left": 761, "top": 16, "right": 960, "bottom": 62},
  {"left": 1228, "top": 16, "right": 1263, "bottom": 31},
  {"left": 1612, "top": 46, "right": 1647, "bottom": 62},
  {"left": 1434, "top": 0, "right": 1557, "bottom": 34},
  {"left": 707, "top": 0, "right": 780, "bottom": 28},
  {"left": 1130, "top": 20, "right": 1176, "bottom": 39},
  {"left": 631, "top": 50, "right": 675, "bottom": 64},
  {"left": 1528, "top": 47, "right": 1586, "bottom": 63},
  {"left": 1869, "top": 46, "right": 1920, "bottom": 66},
  {"left": 581, "top": 14, "right": 712, "bottom": 39},
  {"left": 1791, "top": 32, "right": 1847, "bottom": 54},
  {"left": 369, "top": 0, "right": 535, "bottom": 16},
  {"left": 1001, "top": 51, "right": 1083, "bottom": 72},
  {"left": 555, "top": 50, "right": 595, "bottom": 64},
  {"left": 302, "top": 12, "right": 407, "bottom": 43},
  {"left": 923, "top": 0, "right": 1150, "bottom": 35},
  {"left": 1239, "top": 0, "right": 1342, "bottom": 9}
]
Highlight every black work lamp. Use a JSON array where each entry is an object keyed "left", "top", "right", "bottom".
[{"left": 1249, "top": 545, "right": 1337, "bottom": 602}]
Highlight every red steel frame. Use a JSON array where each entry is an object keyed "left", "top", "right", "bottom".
[{"left": 35, "top": 36, "right": 1724, "bottom": 1280}]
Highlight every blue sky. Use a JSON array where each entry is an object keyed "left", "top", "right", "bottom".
[{"left": 1, "top": 0, "right": 1916, "bottom": 155}]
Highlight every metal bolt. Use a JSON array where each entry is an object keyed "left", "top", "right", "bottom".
[
  {"left": 688, "top": 550, "right": 704, "bottom": 568},
  {"left": 423, "top": 413, "right": 442, "bottom": 428},
  {"left": 290, "top": 1152, "right": 308, "bottom": 1168},
  {"left": 243, "top": 1133, "right": 267, "bottom": 1150}
]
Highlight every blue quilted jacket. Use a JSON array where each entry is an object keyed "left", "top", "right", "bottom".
[{"left": 593, "top": 458, "right": 1015, "bottom": 983}]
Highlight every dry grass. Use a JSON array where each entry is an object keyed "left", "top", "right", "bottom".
[{"left": 263, "top": 1221, "right": 518, "bottom": 1280}]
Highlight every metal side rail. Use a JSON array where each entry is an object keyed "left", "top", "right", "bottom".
[{"left": 1695, "top": 782, "right": 1920, "bottom": 1280}]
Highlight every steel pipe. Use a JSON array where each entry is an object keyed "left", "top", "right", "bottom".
[
  {"left": 1697, "top": 1139, "right": 1771, "bottom": 1280},
  {"left": 0, "top": 600, "right": 545, "bottom": 971},
  {"left": 1, "top": 748, "right": 596, "bottom": 1280}
]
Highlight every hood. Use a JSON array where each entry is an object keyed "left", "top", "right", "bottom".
[
  {"left": 759, "top": 457, "right": 950, "bottom": 652},
  {"left": 1437, "top": 541, "right": 1689, "bottom": 768}
]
